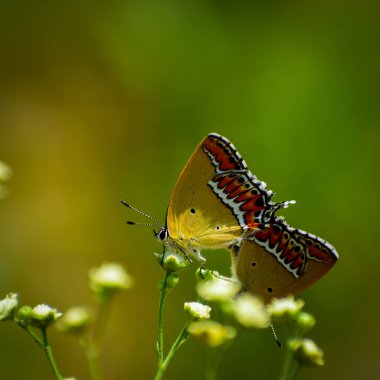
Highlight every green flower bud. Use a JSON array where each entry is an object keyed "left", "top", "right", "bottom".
[
  {"left": 188, "top": 320, "right": 236, "bottom": 348},
  {"left": 166, "top": 273, "right": 179, "bottom": 289},
  {"left": 296, "top": 311, "right": 316, "bottom": 333},
  {"left": 291, "top": 338, "right": 325, "bottom": 367},
  {"left": 15, "top": 306, "right": 33, "bottom": 327},
  {"left": 196, "top": 277, "right": 240, "bottom": 303},
  {"left": 89, "top": 262, "right": 134, "bottom": 299},
  {"left": 158, "top": 273, "right": 180, "bottom": 291},
  {"left": 0, "top": 293, "right": 19, "bottom": 321},
  {"left": 30, "top": 304, "right": 62, "bottom": 329},
  {"left": 155, "top": 251, "right": 189, "bottom": 272},
  {"left": 232, "top": 294, "right": 270, "bottom": 329},
  {"left": 267, "top": 296, "right": 304, "bottom": 322},
  {"left": 184, "top": 302, "right": 211, "bottom": 321},
  {"left": 56, "top": 307, "right": 92, "bottom": 335},
  {"left": 195, "top": 268, "right": 215, "bottom": 282}
]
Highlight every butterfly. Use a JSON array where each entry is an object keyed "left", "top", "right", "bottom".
[
  {"left": 231, "top": 215, "right": 339, "bottom": 303},
  {"left": 122, "top": 133, "right": 289, "bottom": 264}
]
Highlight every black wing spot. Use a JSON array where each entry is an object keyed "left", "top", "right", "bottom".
[
  {"left": 255, "top": 197, "right": 264, "bottom": 207},
  {"left": 251, "top": 262, "right": 257, "bottom": 267},
  {"left": 190, "top": 208, "right": 196, "bottom": 214},
  {"left": 215, "top": 225, "right": 220, "bottom": 230},
  {"left": 267, "top": 287, "right": 273, "bottom": 293}
]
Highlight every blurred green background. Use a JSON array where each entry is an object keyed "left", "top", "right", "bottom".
[{"left": 0, "top": 0, "right": 379, "bottom": 379}]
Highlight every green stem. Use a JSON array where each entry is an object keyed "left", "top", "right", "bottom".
[
  {"left": 81, "top": 337, "right": 101, "bottom": 380},
  {"left": 41, "top": 328, "right": 63, "bottom": 380},
  {"left": 287, "top": 362, "right": 301, "bottom": 380},
  {"left": 155, "top": 325, "right": 189, "bottom": 380},
  {"left": 205, "top": 329, "right": 237, "bottom": 380},
  {"left": 278, "top": 338, "right": 294, "bottom": 380},
  {"left": 157, "top": 272, "right": 170, "bottom": 366},
  {"left": 85, "top": 297, "right": 112, "bottom": 380},
  {"left": 205, "top": 348, "right": 218, "bottom": 380},
  {"left": 24, "top": 325, "right": 43, "bottom": 347}
]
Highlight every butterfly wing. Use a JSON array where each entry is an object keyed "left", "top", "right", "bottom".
[
  {"left": 167, "top": 134, "right": 243, "bottom": 251},
  {"left": 167, "top": 133, "right": 274, "bottom": 253},
  {"left": 233, "top": 217, "right": 338, "bottom": 303}
]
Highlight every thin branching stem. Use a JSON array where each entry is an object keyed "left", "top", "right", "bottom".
[
  {"left": 23, "top": 325, "right": 43, "bottom": 347},
  {"left": 155, "top": 324, "right": 189, "bottom": 380},
  {"left": 278, "top": 338, "right": 294, "bottom": 380},
  {"left": 287, "top": 362, "right": 301, "bottom": 380},
  {"left": 157, "top": 271, "right": 170, "bottom": 366},
  {"left": 41, "top": 327, "right": 63, "bottom": 380},
  {"left": 85, "top": 296, "right": 112, "bottom": 380}
]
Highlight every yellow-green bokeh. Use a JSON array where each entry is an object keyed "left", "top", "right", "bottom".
[{"left": 0, "top": 1, "right": 379, "bottom": 379}]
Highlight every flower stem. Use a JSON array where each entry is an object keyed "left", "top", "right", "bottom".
[
  {"left": 157, "top": 272, "right": 170, "bottom": 366},
  {"left": 41, "top": 328, "right": 63, "bottom": 380},
  {"left": 288, "top": 362, "right": 301, "bottom": 380},
  {"left": 85, "top": 297, "right": 112, "bottom": 380},
  {"left": 24, "top": 325, "right": 43, "bottom": 347},
  {"left": 155, "top": 325, "right": 189, "bottom": 380},
  {"left": 205, "top": 348, "right": 218, "bottom": 380},
  {"left": 82, "top": 338, "right": 101, "bottom": 380},
  {"left": 278, "top": 338, "right": 295, "bottom": 380}
]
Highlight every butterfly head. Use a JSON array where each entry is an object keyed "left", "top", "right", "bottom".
[
  {"left": 260, "top": 200, "right": 297, "bottom": 228},
  {"left": 155, "top": 227, "right": 169, "bottom": 242}
]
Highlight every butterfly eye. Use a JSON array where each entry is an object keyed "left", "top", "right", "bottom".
[
  {"left": 251, "top": 262, "right": 257, "bottom": 267},
  {"left": 190, "top": 208, "right": 196, "bottom": 214},
  {"left": 157, "top": 228, "right": 168, "bottom": 242},
  {"left": 267, "top": 287, "right": 273, "bottom": 294},
  {"left": 215, "top": 225, "right": 220, "bottom": 230}
]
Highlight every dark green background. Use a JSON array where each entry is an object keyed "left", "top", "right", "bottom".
[{"left": 0, "top": 1, "right": 379, "bottom": 379}]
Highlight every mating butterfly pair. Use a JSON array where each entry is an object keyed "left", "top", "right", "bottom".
[{"left": 123, "top": 133, "right": 338, "bottom": 302}]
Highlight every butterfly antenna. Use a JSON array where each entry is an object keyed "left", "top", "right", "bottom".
[
  {"left": 270, "top": 324, "right": 282, "bottom": 348},
  {"left": 126, "top": 221, "right": 159, "bottom": 227},
  {"left": 120, "top": 200, "right": 162, "bottom": 227},
  {"left": 274, "top": 199, "right": 296, "bottom": 212}
]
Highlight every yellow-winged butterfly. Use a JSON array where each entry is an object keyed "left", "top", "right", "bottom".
[{"left": 123, "top": 133, "right": 338, "bottom": 300}]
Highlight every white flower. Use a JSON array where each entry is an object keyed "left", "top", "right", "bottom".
[
  {"left": 232, "top": 294, "right": 270, "bottom": 329},
  {"left": 0, "top": 293, "right": 18, "bottom": 321},
  {"left": 0, "top": 162, "right": 12, "bottom": 182},
  {"left": 196, "top": 277, "right": 240, "bottom": 302},
  {"left": 184, "top": 302, "right": 211, "bottom": 320},
  {"left": 188, "top": 320, "right": 236, "bottom": 347},
  {"left": 267, "top": 296, "right": 304, "bottom": 320},
  {"left": 30, "top": 304, "right": 62, "bottom": 328},
  {"left": 89, "top": 262, "right": 134, "bottom": 296},
  {"left": 290, "top": 338, "right": 325, "bottom": 367},
  {"left": 57, "top": 306, "right": 92, "bottom": 334}
]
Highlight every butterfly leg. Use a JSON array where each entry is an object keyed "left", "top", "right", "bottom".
[
  {"left": 191, "top": 249, "right": 206, "bottom": 266},
  {"left": 160, "top": 243, "right": 168, "bottom": 265},
  {"left": 170, "top": 241, "right": 193, "bottom": 264}
]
